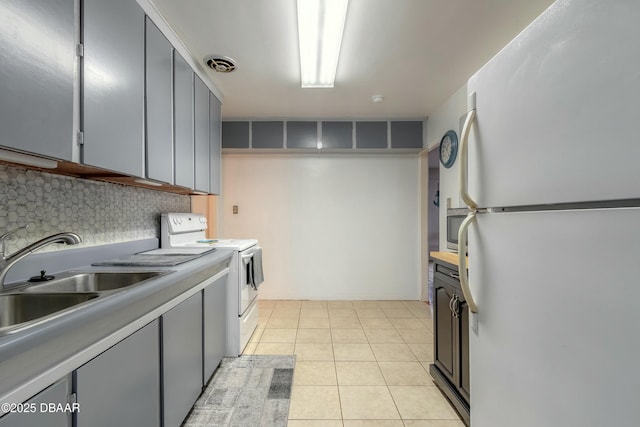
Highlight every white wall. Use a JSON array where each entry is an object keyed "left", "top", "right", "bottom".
[
  {"left": 220, "top": 153, "right": 420, "bottom": 300},
  {"left": 424, "top": 84, "right": 468, "bottom": 251}
]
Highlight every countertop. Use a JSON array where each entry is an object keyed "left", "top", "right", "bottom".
[
  {"left": 430, "top": 251, "right": 469, "bottom": 269},
  {"left": 0, "top": 245, "right": 233, "bottom": 408}
]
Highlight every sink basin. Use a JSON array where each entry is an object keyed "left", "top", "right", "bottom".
[
  {"left": 0, "top": 293, "right": 99, "bottom": 333},
  {"left": 24, "top": 271, "right": 166, "bottom": 293}
]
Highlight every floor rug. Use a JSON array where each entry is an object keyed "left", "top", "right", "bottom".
[{"left": 183, "top": 355, "right": 296, "bottom": 427}]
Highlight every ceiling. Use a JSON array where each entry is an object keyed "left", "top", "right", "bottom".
[{"left": 148, "top": 0, "right": 554, "bottom": 120}]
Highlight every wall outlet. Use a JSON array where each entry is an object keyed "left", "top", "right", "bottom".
[{"left": 233, "top": 205, "right": 238, "bottom": 214}]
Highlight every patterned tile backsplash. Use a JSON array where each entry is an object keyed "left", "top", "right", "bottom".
[{"left": 0, "top": 164, "right": 190, "bottom": 254}]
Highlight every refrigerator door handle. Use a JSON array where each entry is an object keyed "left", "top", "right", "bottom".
[
  {"left": 458, "top": 211, "right": 478, "bottom": 313},
  {"left": 459, "top": 94, "right": 477, "bottom": 210}
]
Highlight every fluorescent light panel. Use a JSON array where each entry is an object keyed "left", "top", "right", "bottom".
[{"left": 297, "top": 0, "right": 349, "bottom": 88}]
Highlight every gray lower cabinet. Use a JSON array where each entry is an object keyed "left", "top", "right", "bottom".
[
  {"left": 209, "top": 94, "right": 222, "bottom": 194},
  {"left": 162, "top": 293, "right": 203, "bottom": 427},
  {"left": 174, "top": 52, "right": 195, "bottom": 189},
  {"left": 0, "top": 377, "right": 71, "bottom": 427},
  {"left": 82, "top": 0, "right": 145, "bottom": 177},
  {"left": 76, "top": 320, "right": 161, "bottom": 427},
  {"left": 203, "top": 275, "right": 227, "bottom": 383},
  {"left": 0, "top": 0, "right": 75, "bottom": 161},
  {"left": 145, "top": 17, "right": 173, "bottom": 184},
  {"left": 194, "top": 76, "right": 210, "bottom": 193}
]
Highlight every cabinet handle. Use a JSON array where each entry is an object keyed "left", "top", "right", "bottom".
[
  {"left": 452, "top": 295, "right": 460, "bottom": 319},
  {"left": 449, "top": 272, "right": 460, "bottom": 280},
  {"left": 449, "top": 295, "right": 455, "bottom": 315},
  {"left": 458, "top": 212, "right": 478, "bottom": 313}
]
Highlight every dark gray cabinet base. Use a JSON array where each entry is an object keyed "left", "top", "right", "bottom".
[{"left": 430, "top": 258, "right": 470, "bottom": 426}]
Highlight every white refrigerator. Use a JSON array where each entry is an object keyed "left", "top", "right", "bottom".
[{"left": 457, "top": 0, "right": 640, "bottom": 426}]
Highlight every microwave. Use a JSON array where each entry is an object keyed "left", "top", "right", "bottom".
[{"left": 446, "top": 207, "right": 469, "bottom": 252}]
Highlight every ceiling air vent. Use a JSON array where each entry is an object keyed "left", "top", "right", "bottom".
[{"left": 204, "top": 55, "right": 237, "bottom": 73}]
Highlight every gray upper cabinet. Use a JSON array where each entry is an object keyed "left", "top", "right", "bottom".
[
  {"left": 194, "top": 76, "right": 210, "bottom": 193},
  {"left": 174, "top": 52, "right": 194, "bottom": 189},
  {"left": 0, "top": 0, "right": 74, "bottom": 161},
  {"left": 356, "top": 121, "right": 388, "bottom": 148},
  {"left": 209, "top": 93, "right": 222, "bottom": 194},
  {"left": 83, "top": 0, "right": 145, "bottom": 177},
  {"left": 321, "top": 122, "right": 353, "bottom": 149},
  {"left": 222, "top": 122, "right": 250, "bottom": 148},
  {"left": 287, "top": 121, "right": 318, "bottom": 149},
  {"left": 390, "top": 121, "right": 423, "bottom": 148},
  {"left": 145, "top": 17, "right": 173, "bottom": 184},
  {"left": 252, "top": 122, "right": 284, "bottom": 149}
]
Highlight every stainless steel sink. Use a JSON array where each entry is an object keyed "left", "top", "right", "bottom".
[
  {"left": 0, "top": 293, "right": 100, "bottom": 334},
  {"left": 24, "top": 271, "right": 166, "bottom": 293}
]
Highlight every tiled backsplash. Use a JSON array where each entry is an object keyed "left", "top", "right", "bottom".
[{"left": 0, "top": 164, "right": 190, "bottom": 253}]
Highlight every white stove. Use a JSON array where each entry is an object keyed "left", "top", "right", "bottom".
[{"left": 160, "top": 213, "right": 263, "bottom": 356}]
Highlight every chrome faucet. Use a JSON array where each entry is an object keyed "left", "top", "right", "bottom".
[{"left": 0, "top": 226, "right": 82, "bottom": 287}]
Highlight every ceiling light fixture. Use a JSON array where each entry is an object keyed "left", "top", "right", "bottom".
[
  {"left": 0, "top": 148, "right": 58, "bottom": 169},
  {"left": 297, "top": 0, "right": 349, "bottom": 88}
]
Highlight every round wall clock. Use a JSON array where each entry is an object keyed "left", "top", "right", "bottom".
[{"left": 439, "top": 130, "right": 458, "bottom": 168}]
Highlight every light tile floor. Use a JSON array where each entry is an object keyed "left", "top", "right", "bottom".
[{"left": 243, "top": 300, "right": 465, "bottom": 427}]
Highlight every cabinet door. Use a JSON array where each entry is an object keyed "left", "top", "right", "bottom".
[
  {"left": 76, "top": 320, "right": 160, "bottom": 427},
  {"left": 457, "top": 298, "right": 470, "bottom": 403},
  {"left": 163, "top": 293, "right": 203, "bottom": 427},
  {"left": 209, "top": 93, "right": 222, "bottom": 194},
  {"left": 0, "top": 0, "right": 74, "bottom": 161},
  {"left": 194, "top": 76, "right": 210, "bottom": 193},
  {"left": 0, "top": 378, "right": 70, "bottom": 427},
  {"left": 252, "top": 121, "right": 283, "bottom": 149},
  {"left": 221, "top": 121, "right": 249, "bottom": 149},
  {"left": 356, "top": 121, "right": 388, "bottom": 149},
  {"left": 287, "top": 121, "right": 317, "bottom": 149},
  {"left": 173, "top": 52, "right": 194, "bottom": 189},
  {"left": 83, "top": 0, "right": 144, "bottom": 177},
  {"left": 203, "top": 275, "right": 227, "bottom": 383},
  {"left": 433, "top": 281, "right": 455, "bottom": 383},
  {"left": 145, "top": 17, "right": 173, "bottom": 184},
  {"left": 390, "top": 121, "right": 423, "bottom": 148},
  {"left": 321, "top": 122, "right": 353, "bottom": 149}
]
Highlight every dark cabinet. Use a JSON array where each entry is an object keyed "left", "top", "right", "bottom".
[{"left": 430, "top": 259, "right": 470, "bottom": 425}]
